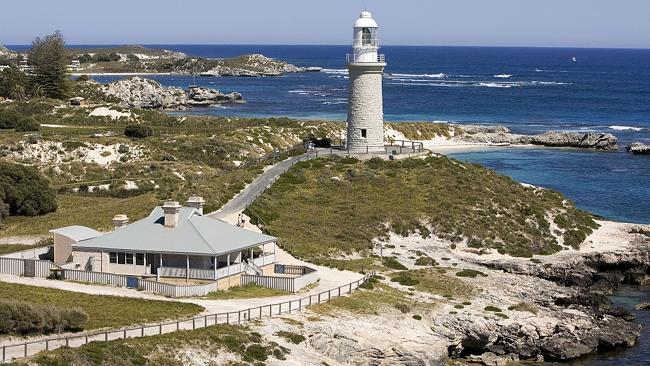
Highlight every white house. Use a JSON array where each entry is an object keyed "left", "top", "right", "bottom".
[{"left": 51, "top": 196, "right": 277, "bottom": 289}]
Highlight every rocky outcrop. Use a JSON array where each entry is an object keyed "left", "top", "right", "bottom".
[
  {"left": 626, "top": 142, "right": 650, "bottom": 155},
  {"left": 102, "top": 77, "right": 243, "bottom": 110},
  {"left": 456, "top": 125, "right": 619, "bottom": 150},
  {"left": 187, "top": 86, "right": 243, "bottom": 106},
  {"left": 636, "top": 302, "right": 650, "bottom": 310},
  {"left": 0, "top": 45, "right": 16, "bottom": 59},
  {"left": 198, "top": 54, "right": 307, "bottom": 77}
]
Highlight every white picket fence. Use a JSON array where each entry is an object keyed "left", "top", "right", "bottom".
[
  {"left": 0, "top": 257, "right": 53, "bottom": 278},
  {"left": 62, "top": 269, "right": 127, "bottom": 287},
  {"left": 61, "top": 269, "right": 217, "bottom": 298},
  {"left": 241, "top": 265, "right": 318, "bottom": 293}
]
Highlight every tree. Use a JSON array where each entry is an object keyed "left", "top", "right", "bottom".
[
  {"left": 8, "top": 84, "right": 26, "bottom": 101},
  {"left": 30, "top": 84, "right": 45, "bottom": 98},
  {"left": 0, "top": 162, "right": 57, "bottom": 216},
  {"left": 0, "top": 66, "right": 29, "bottom": 99},
  {"left": 124, "top": 124, "right": 153, "bottom": 138},
  {"left": 28, "top": 31, "right": 70, "bottom": 99}
]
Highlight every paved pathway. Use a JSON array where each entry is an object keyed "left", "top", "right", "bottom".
[{"left": 209, "top": 153, "right": 310, "bottom": 219}]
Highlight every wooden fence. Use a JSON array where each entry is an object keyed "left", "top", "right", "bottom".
[
  {"left": 0, "top": 272, "right": 374, "bottom": 363},
  {"left": 61, "top": 269, "right": 217, "bottom": 298},
  {"left": 241, "top": 265, "right": 318, "bottom": 293},
  {"left": 0, "top": 258, "right": 53, "bottom": 278}
]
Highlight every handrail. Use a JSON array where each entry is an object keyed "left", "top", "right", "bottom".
[
  {"left": 346, "top": 53, "right": 386, "bottom": 63},
  {"left": 0, "top": 271, "right": 375, "bottom": 363}
]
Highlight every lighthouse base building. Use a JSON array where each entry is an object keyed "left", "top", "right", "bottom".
[
  {"left": 347, "top": 62, "right": 386, "bottom": 152},
  {"left": 346, "top": 11, "right": 387, "bottom": 153}
]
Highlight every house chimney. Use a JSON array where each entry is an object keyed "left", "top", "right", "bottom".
[
  {"left": 186, "top": 195, "right": 206, "bottom": 215},
  {"left": 162, "top": 201, "right": 181, "bottom": 228},
  {"left": 112, "top": 214, "right": 129, "bottom": 230}
]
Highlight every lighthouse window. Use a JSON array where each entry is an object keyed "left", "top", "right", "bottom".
[
  {"left": 361, "top": 129, "right": 367, "bottom": 138},
  {"left": 362, "top": 28, "right": 372, "bottom": 46}
]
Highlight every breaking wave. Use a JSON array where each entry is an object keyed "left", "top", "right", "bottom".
[
  {"left": 609, "top": 125, "right": 644, "bottom": 131},
  {"left": 494, "top": 74, "right": 512, "bottom": 78}
]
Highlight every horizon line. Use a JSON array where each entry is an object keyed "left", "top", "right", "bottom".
[{"left": 4, "top": 43, "right": 650, "bottom": 51}]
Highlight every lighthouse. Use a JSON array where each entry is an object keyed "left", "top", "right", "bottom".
[{"left": 346, "top": 11, "right": 386, "bottom": 153}]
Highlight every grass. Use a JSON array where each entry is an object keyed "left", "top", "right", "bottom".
[
  {"left": 15, "top": 324, "right": 290, "bottom": 366},
  {"left": 248, "top": 156, "right": 599, "bottom": 261},
  {"left": 389, "top": 269, "right": 477, "bottom": 299},
  {"left": 0, "top": 194, "right": 159, "bottom": 237},
  {"left": 0, "top": 244, "right": 47, "bottom": 256},
  {"left": 309, "top": 282, "right": 421, "bottom": 315},
  {"left": 203, "top": 284, "right": 288, "bottom": 300},
  {"left": 0, "top": 282, "right": 203, "bottom": 330}
]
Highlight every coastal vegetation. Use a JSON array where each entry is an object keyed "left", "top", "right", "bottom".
[
  {"left": 247, "top": 156, "right": 599, "bottom": 261},
  {"left": 204, "top": 284, "right": 288, "bottom": 300},
  {"left": 15, "top": 324, "right": 292, "bottom": 365},
  {"left": 0, "top": 282, "right": 203, "bottom": 330},
  {"left": 0, "top": 300, "right": 87, "bottom": 335}
]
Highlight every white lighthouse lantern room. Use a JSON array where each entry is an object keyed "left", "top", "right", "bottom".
[{"left": 346, "top": 11, "right": 387, "bottom": 153}]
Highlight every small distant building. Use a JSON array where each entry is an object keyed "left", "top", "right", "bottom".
[
  {"left": 346, "top": 11, "right": 386, "bottom": 153},
  {"left": 70, "top": 60, "right": 80, "bottom": 69},
  {"left": 68, "top": 97, "right": 86, "bottom": 106},
  {"left": 50, "top": 196, "right": 278, "bottom": 288}
]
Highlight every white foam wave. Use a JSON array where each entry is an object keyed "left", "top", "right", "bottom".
[
  {"left": 479, "top": 82, "right": 512, "bottom": 88},
  {"left": 321, "top": 68, "right": 348, "bottom": 75},
  {"left": 494, "top": 74, "right": 512, "bottom": 78},
  {"left": 387, "top": 73, "right": 446, "bottom": 79},
  {"left": 609, "top": 125, "right": 644, "bottom": 131},
  {"left": 322, "top": 101, "right": 347, "bottom": 105}
]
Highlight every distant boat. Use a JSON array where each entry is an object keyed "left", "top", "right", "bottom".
[{"left": 571, "top": 57, "right": 577, "bottom": 62}]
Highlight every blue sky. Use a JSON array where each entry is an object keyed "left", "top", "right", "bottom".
[{"left": 2, "top": 0, "right": 649, "bottom": 48}]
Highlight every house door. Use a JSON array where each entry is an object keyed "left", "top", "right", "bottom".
[{"left": 147, "top": 254, "right": 157, "bottom": 274}]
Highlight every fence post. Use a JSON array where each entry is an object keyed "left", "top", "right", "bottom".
[
  {"left": 349, "top": 283, "right": 352, "bottom": 293},
  {"left": 176, "top": 322, "right": 180, "bottom": 331},
  {"left": 318, "top": 293, "right": 321, "bottom": 304},
  {"left": 328, "top": 290, "right": 331, "bottom": 301},
  {"left": 86, "top": 335, "right": 89, "bottom": 344},
  {"left": 248, "top": 308, "right": 251, "bottom": 320},
  {"left": 46, "top": 340, "right": 49, "bottom": 350},
  {"left": 338, "top": 286, "right": 341, "bottom": 297},
  {"left": 204, "top": 315, "right": 207, "bottom": 327},
  {"left": 105, "top": 333, "right": 108, "bottom": 341},
  {"left": 227, "top": 312, "right": 230, "bottom": 324},
  {"left": 24, "top": 343, "right": 27, "bottom": 357},
  {"left": 141, "top": 327, "right": 144, "bottom": 337},
  {"left": 193, "top": 318, "right": 196, "bottom": 330},
  {"left": 159, "top": 324, "right": 162, "bottom": 335},
  {"left": 279, "top": 302, "right": 282, "bottom": 314},
  {"left": 123, "top": 330, "right": 126, "bottom": 339},
  {"left": 288, "top": 301, "right": 292, "bottom": 313},
  {"left": 238, "top": 311, "right": 241, "bottom": 324},
  {"left": 299, "top": 298, "right": 302, "bottom": 309},
  {"left": 3, "top": 345, "right": 5, "bottom": 362}
]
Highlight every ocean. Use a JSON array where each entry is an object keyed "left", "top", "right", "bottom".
[
  {"left": 61, "top": 44, "right": 650, "bottom": 224},
  {"left": 7, "top": 44, "right": 650, "bottom": 363}
]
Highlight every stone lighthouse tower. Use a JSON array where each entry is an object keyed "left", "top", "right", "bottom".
[{"left": 346, "top": 11, "right": 386, "bottom": 153}]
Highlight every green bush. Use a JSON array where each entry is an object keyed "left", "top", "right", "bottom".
[
  {"left": 382, "top": 257, "right": 407, "bottom": 270},
  {"left": 276, "top": 330, "right": 306, "bottom": 344},
  {"left": 455, "top": 269, "right": 488, "bottom": 278},
  {"left": 124, "top": 124, "right": 153, "bottom": 138},
  {"left": 412, "top": 315, "right": 422, "bottom": 320},
  {"left": 390, "top": 273, "right": 420, "bottom": 286},
  {"left": 414, "top": 256, "right": 437, "bottom": 266},
  {"left": 15, "top": 117, "right": 40, "bottom": 131},
  {"left": 244, "top": 344, "right": 268, "bottom": 362},
  {"left": 0, "top": 110, "right": 20, "bottom": 129},
  {"left": 0, "top": 300, "right": 88, "bottom": 335},
  {"left": 484, "top": 305, "right": 502, "bottom": 312},
  {"left": 394, "top": 303, "right": 410, "bottom": 313},
  {"left": 0, "top": 161, "right": 57, "bottom": 216}
]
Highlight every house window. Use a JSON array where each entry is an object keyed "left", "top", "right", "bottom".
[
  {"left": 136, "top": 253, "right": 145, "bottom": 266},
  {"left": 109, "top": 252, "right": 117, "bottom": 264},
  {"left": 117, "top": 252, "right": 126, "bottom": 264},
  {"left": 125, "top": 253, "right": 134, "bottom": 265},
  {"left": 361, "top": 129, "right": 367, "bottom": 138}
]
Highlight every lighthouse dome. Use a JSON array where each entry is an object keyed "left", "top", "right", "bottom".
[{"left": 354, "top": 11, "right": 378, "bottom": 28}]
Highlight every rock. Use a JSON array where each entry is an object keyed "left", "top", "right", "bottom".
[
  {"left": 187, "top": 86, "right": 243, "bottom": 105},
  {"left": 626, "top": 142, "right": 650, "bottom": 155},
  {"left": 636, "top": 302, "right": 650, "bottom": 310},
  {"left": 527, "top": 131, "right": 618, "bottom": 150},
  {"left": 200, "top": 54, "right": 307, "bottom": 77},
  {"left": 102, "top": 77, "right": 244, "bottom": 109},
  {"left": 102, "top": 77, "right": 187, "bottom": 110},
  {"left": 455, "top": 126, "right": 619, "bottom": 150}
]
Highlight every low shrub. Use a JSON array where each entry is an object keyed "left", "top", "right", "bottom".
[
  {"left": 412, "top": 314, "right": 422, "bottom": 320},
  {"left": 394, "top": 303, "right": 410, "bottom": 313},
  {"left": 0, "top": 300, "right": 88, "bottom": 335},
  {"left": 454, "top": 304, "right": 464, "bottom": 309},
  {"left": 244, "top": 344, "right": 268, "bottom": 362},
  {"left": 456, "top": 269, "right": 488, "bottom": 278},
  {"left": 382, "top": 257, "right": 407, "bottom": 270},
  {"left": 495, "top": 313, "right": 509, "bottom": 319},
  {"left": 0, "top": 110, "right": 20, "bottom": 129},
  {"left": 484, "top": 305, "right": 502, "bottom": 312},
  {"left": 414, "top": 256, "right": 437, "bottom": 266},
  {"left": 508, "top": 302, "right": 538, "bottom": 314},
  {"left": 390, "top": 273, "right": 420, "bottom": 286},
  {"left": 124, "top": 124, "right": 153, "bottom": 138},
  {"left": 276, "top": 330, "right": 306, "bottom": 344},
  {"left": 15, "top": 117, "right": 40, "bottom": 132}
]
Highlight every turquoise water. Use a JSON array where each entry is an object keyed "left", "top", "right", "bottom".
[{"left": 568, "top": 285, "right": 650, "bottom": 366}]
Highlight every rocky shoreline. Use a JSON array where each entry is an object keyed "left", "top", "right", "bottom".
[
  {"left": 454, "top": 125, "right": 619, "bottom": 150},
  {"left": 101, "top": 77, "right": 243, "bottom": 110},
  {"left": 626, "top": 142, "right": 650, "bottom": 155},
  {"left": 250, "top": 222, "right": 650, "bottom": 365}
]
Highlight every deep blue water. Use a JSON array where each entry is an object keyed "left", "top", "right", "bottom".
[{"left": 8, "top": 45, "right": 649, "bottom": 223}]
